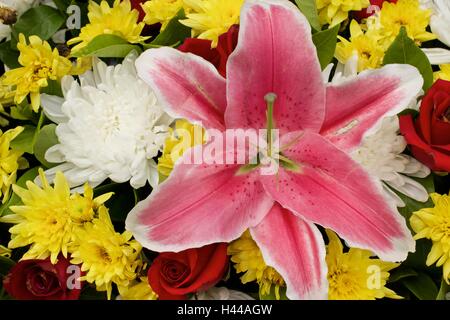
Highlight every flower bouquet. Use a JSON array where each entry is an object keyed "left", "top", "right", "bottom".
[{"left": 0, "top": 0, "right": 449, "bottom": 301}]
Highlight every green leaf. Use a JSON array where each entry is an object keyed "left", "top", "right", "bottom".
[
  {"left": 150, "top": 9, "right": 191, "bottom": 47},
  {"left": 402, "top": 272, "right": 438, "bottom": 300},
  {"left": 0, "top": 167, "right": 40, "bottom": 216},
  {"left": 436, "top": 278, "right": 450, "bottom": 300},
  {"left": 0, "top": 41, "right": 20, "bottom": 69},
  {"left": 79, "top": 285, "right": 108, "bottom": 300},
  {"left": 0, "top": 256, "right": 15, "bottom": 277},
  {"left": 71, "top": 34, "right": 142, "bottom": 58},
  {"left": 295, "top": 0, "right": 321, "bottom": 32},
  {"left": 10, "top": 125, "right": 36, "bottom": 154},
  {"left": 383, "top": 27, "right": 433, "bottom": 91},
  {"left": 34, "top": 124, "right": 59, "bottom": 168},
  {"left": 7, "top": 111, "right": 45, "bottom": 155},
  {"left": 12, "top": 5, "right": 66, "bottom": 41},
  {"left": 389, "top": 268, "right": 418, "bottom": 283},
  {"left": 93, "top": 183, "right": 137, "bottom": 222},
  {"left": 9, "top": 102, "right": 35, "bottom": 121},
  {"left": 53, "top": 0, "right": 72, "bottom": 12},
  {"left": 41, "top": 80, "right": 63, "bottom": 97},
  {"left": 402, "top": 239, "right": 439, "bottom": 274},
  {"left": 312, "top": 24, "right": 339, "bottom": 70},
  {"left": 259, "top": 286, "right": 288, "bottom": 300}
]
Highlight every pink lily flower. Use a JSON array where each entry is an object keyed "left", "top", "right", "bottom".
[{"left": 128, "top": 0, "right": 422, "bottom": 299}]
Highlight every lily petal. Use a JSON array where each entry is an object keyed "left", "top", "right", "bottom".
[
  {"left": 135, "top": 47, "right": 227, "bottom": 130},
  {"left": 225, "top": 0, "right": 325, "bottom": 133},
  {"left": 259, "top": 131, "right": 415, "bottom": 262},
  {"left": 320, "top": 64, "right": 423, "bottom": 152},
  {"left": 126, "top": 143, "right": 274, "bottom": 253},
  {"left": 250, "top": 204, "right": 327, "bottom": 300}
]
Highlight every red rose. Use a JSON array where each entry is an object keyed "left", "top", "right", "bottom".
[
  {"left": 130, "top": 0, "right": 146, "bottom": 21},
  {"left": 353, "top": 0, "right": 398, "bottom": 20},
  {"left": 148, "top": 243, "right": 228, "bottom": 300},
  {"left": 400, "top": 79, "right": 450, "bottom": 172},
  {"left": 3, "top": 257, "right": 82, "bottom": 300},
  {"left": 178, "top": 25, "right": 239, "bottom": 77}
]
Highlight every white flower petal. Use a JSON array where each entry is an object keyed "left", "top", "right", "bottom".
[
  {"left": 41, "top": 94, "right": 68, "bottom": 124},
  {"left": 422, "top": 48, "right": 450, "bottom": 65},
  {"left": 193, "top": 287, "right": 254, "bottom": 300},
  {"left": 46, "top": 52, "right": 171, "bottom": 189},
  {"left": 385, "top": 175, "right": 430, "bottom": 203}
]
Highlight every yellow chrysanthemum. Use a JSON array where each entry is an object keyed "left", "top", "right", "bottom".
[
  {"left": 228, "top": 230, "right": 285, "bottom": 299},
  {"left": 68, "top": 0, "right": 148, "bottom": 53},
  {"left": 157, "top": 119, "right": 204, "bottom": 179},
  {"left": 0, "top": 244, "right": 10, "bottom": 257},
  {"left": 118, "top": 277, "right": 158, "bottom": 300},
  {"left": 0, "top": 127, "right": 28, "bottom": 204},
  {"left": 434, "top": 65, "right": 450, "bottom": 82},
  {"left": 70, "top": 207, "right": 142, "bottom": 299},
  {"left": 410, "top": 193, "right": 450, "bottom": 282},
  {"left": 181, "top": 0, "right": 244, "bottom": 47},
  {"left": 367, "top": 0, "right": 436, "bottom": 47},
  {"left": 335, "top": 20, "right": 385, "bottom": 71},
  {"left": 143, "top": 0, "right": 188, "bottom": 31},
  {"left": 316, "top": 0, "right": 370, "bottom": 27},
  {"left": 326, "top": 230, "right": 401, "bottom": 300},
  {"left": 2, "top": 169, "right": 113, "bottom": 264},
  {"left": 1, "top": 34, "right": 73, "bottom": 111}
]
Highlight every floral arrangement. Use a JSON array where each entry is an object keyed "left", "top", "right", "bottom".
[{"left": 0, "top": 0, "right": 449, "bottom": 301}]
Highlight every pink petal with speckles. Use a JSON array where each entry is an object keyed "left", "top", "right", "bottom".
[
  {"left": 251, "top": 204, "right": 328, "bottom": 300},
  {"left": 126, "top": 138, "right": 274, "bottom": 253},
  {"left": 224, "top": 0, "right": 325, "bottom": 134},
  {"left": 259, "top": 131, "right": 415, "bottom": 262},
  {"left": 135, "top": 47, "right": 227, "bottom": 130},
  {"left": 320, "top": 64, "right": 423, "bottom": 152}
]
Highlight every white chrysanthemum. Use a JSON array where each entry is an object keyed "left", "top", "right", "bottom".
[
  {"left": 352, "top": 116, "right": 430, "bottom": 207},
  {"left": 425, "top": 0, "right": 450, "bottom": 47},
  {"left": 40, "top": 52, "right": 172, "bottom": 189},
  {"left": 193, "top": 287, "right": 254, "bottom": 300}
]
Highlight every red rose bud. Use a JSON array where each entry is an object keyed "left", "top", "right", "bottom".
[
  {"left": 148, "top": 243, "right": 228, "bottom": 300},
  {"left": 3, "top": 257, "right": 82, "bottom": 300},
  {"left": 130, "top": 0, "right": 146, "bottom": 21},
  {"left": 178, "top": 25, "right": 239, "bottom": 78},
  {"left": 400, "top": 79, "right": 450, "bottom": 172},
  {"left": 353, "top": 0, "right": 398, "bottom": 20}
]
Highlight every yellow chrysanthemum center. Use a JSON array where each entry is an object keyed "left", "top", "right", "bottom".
[
  {"left": 143, "top": 0, "right": 187, "bottom": 30},
  {"left": 157, "top": 119, "right": 205, "bottom": 180},
  {"left": 316, "top": 0, "right": 370, "bottom": 27},
  {"left": 70, "top": 207, "right": 142, "bottom": 299},
  {"left": 335, "top": 20, "right": 385, "bottom": 71},
  {"left": 118, "top": 277, "right": 158, "bottom": 300},
  {"left": 410, "top": 193, "right": 450, "bottom": 282},
  {"left": 367, "top": 0, "right": 436, "bottom": 47},
  {"left": 181, "top": 0, "right": 244, "bottom": 47},
  {"left": 326, "top": 230, "right": 401, "bottom": 300},
  {"left": 228, "top": 230, "right": 285, "bottom": 299},
  {"left": 434, "top": 65, "right": 450, "bottom": 82},
  {"left": 0, "top": 127, "right": 27, "bottom": 204},
  {"left": 3, "top": 169, "right": 113, "bottom": 264},
  {"left": 1, "top": 34, "right": 73, "bottom": 111},
  {"left": 67, "top": 0, "right": 148, "bottom": 52}
]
